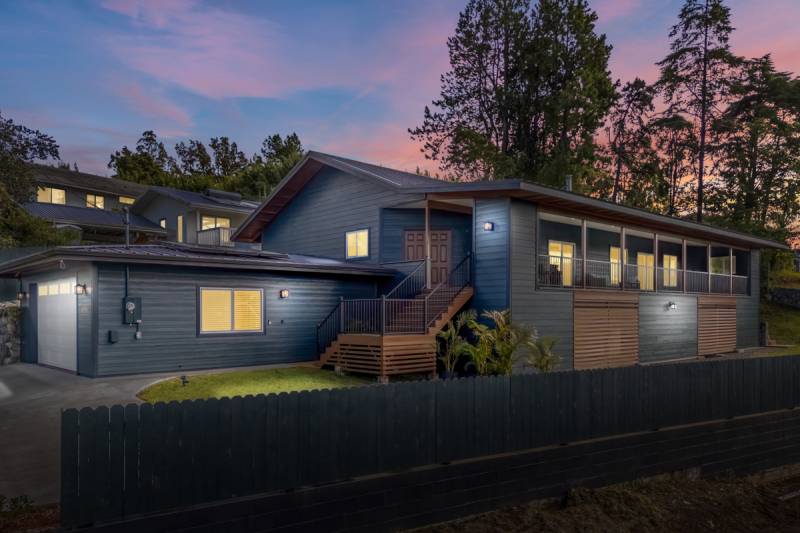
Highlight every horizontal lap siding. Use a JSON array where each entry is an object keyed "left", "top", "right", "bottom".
[
  {"left": 473, "top": 198, "right": 510, "bottom": 314},
  {"left": 260, "top": 167, "right": 421, "bottom": 263},
  {"left": 737, "top": 250, "right": 760, "bottom": 348},
  {"left": 95, "top": 264, "right": 376, "bottom": 376},
  {"left": 639, "top": 294, "right": 698, "bottom": 363},
  {"left": 381, "top": 208, "right": 472, "bottom": 265},
  {"left": 509, "top": 200, "right": 574, "bottom": 369}
]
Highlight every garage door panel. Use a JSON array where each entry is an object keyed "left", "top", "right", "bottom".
[
  {"left": 37, "top": 277, "right": 77, "bottom": 371},
  {"left": 574, "top": 292, "right": 639, "bottom": 370}
]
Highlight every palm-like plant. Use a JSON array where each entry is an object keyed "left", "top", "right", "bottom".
[
  {"left": 526, "top": 336, "right": 560, "bottom": 373},
  {"left": 464, "top": 309, "right": 540, "bottom": 376},
  {"left": 436, "top": 309, "right": 475, "bottom": 377}
]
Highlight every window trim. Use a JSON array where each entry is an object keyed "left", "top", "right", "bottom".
[
  {"left": 345, "top": 228, "right": 370, "bottom": 260},
  {"left": 197, "top": 286, "right": 265, "bottom": 336}
]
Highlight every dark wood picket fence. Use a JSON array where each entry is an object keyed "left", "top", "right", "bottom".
[{"left": 61, "top": 355, "right": 800, "bottom": 529}]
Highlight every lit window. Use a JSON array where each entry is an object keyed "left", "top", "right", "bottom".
[
  {"left": 346, "top": 229, "right": 369, "bottom": 259},
  {"left": 548, "top": 240, "right": 575, "bottom": 287},
  {"left": 177, "top": 215, "right": 184, "bottom": 243},
  {"left": 119, "top": 196, "right": 136, "bottom": 205},
  {"left": 159, "top": 218, "right": 166, "bottom": 229},
  {"left": 201, "top": 216, "right": 231, "bottom": 230},
  {"left": 663, "top": 254, "right": 679, "bottom": 287},
  {"left": 638, "top": 252, "right": 655, "bottom": 290},
  {"left": 200, "top": 288, "right": 263, "bottom": 334},
  {"left": 610, "top": 246, "right": 621, "bottom": 286},
  {"left": 37, "top": 186, "right": 66, "bottom": 204},
  {"left": 86, "top": 194, "right": 105, "bottom": 209}
]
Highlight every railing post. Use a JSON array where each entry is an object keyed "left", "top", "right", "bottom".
[
  {"left": 707, "top": 244, "right": 711, "bottom": 293},
  {"left": 621, "top": 227, "right": 626, "bottom": 290},
  {"left": 654, "top": 233, "right": 658, "bottom": 292},
  {"left": 729, "top": 248, "right": 734, "bottom": 295},
  {"left": 682, "top": 239, "right": 687, "bottom": 293},
  {"left": 381, "top": 295, "right": 386, "bottom": 334},
  {"left": 339, "top": 296, "right": 344, "bottom": 333},
  {"left": 581, "top": 219, "right": 587, "bottom": 288},
  {"left": 424, "top": 297, "right": 428, "bottom": 333}
]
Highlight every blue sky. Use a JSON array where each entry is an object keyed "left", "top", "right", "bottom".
[{"left": 1, "top": 0, "right": 797, "bottom": 176}]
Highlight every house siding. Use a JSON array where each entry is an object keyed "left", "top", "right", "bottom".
[
  {"left": 380, "top": 208, "right": 472, "bottom": 265},
  {"left": 261, "top": 167, "right": 422, "bottom": 263},
  {"left": 737, "top": 250, "right": 760, "bottom": 348},
  {"left": 638, "top": 294, "right": 698, "bottom": 363},
  {"left": 509, "top": 200, "right": 574, "bottom": 369},
  {"left": 94, "top": 264, "right": 377, "bottom": 376},
  {"left": 473, "top": 198, "right": 510, "bottom": 314}
]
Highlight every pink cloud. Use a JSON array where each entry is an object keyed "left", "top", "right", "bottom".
[
  {"left": 113, "top": 81, "right": 193, "bottom": 128},
  {"left": 593, "top": 0, "right": 642, "bottom": 22}
]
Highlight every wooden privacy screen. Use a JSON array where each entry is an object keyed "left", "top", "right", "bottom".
[
  {"left": 698, "top": 296, "right": 737, "bottom": 355},
  {"left": 574, "top": 291, "right": 639, "bottom": 369}
]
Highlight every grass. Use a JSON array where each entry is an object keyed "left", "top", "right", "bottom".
[
  {"left": 138, "top": 366, "right": 369, "bottom": 402},
  {"left": 771, "top": 269, "right": 800, "bottom": 289},
  {"left": 761, "top": 300, "right": 800, "bottom": 346}
]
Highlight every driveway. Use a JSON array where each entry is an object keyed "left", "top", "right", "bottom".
[{"left": 0, "top": 364, "right": 160, "bottom": 505}]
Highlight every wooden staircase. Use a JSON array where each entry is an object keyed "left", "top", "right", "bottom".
[{"left": 318, "top": 285, "right": 474, "bottom": 379}]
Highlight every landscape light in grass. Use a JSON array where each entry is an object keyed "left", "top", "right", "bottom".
[
  {"left": 483, "top": 221, "right": 494, "bottom": 231},
  {"left": 180, "top": 375, "right": 189, "bottom": 387}
]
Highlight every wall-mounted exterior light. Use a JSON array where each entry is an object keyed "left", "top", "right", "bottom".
[
  {"left": 483, "top": 221, "right": 495, "bottom": 231},
  {"left": 279, "top": 289, "right": 290, "bottom": 299},
  {"left": 667, "top": 301, "right": 677, "bottom": 311},
  {"left": 75, "top": 284, "right": 87, "bottom": 296},
  {"left": 16, "top": 291, "right": 27, "bottom": 302}
]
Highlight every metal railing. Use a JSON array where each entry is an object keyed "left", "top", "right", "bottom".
[
  {"left": 425, "top": 253, "right": 472, "bottom": 328},
  {"left": 340, "top": 299, "right": 383, "bottom": 334},
  {"left": 384, "top": 260, "right": 426, "bottom": 299},
  {"left": 316, "top": 301, "right": 341, "bottom": 354},
  {"left": 537, "top": 254, "right": 749, "bottom": 296},
  {"left": 197, "top": 227, "right": 235, "bottom": 247}
]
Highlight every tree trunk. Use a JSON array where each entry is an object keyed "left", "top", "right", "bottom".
[{"left": 696, "top": 0, "right": 711, "bottom": 223}]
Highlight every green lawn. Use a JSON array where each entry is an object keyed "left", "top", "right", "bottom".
[
  {"left": 761, "top": 300, "right": 800, "bottom": 346},
  {"left": 138, "top": 366, "right": 369, "bottom": 402}
]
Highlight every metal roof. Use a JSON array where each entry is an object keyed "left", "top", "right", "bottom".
[
  {"left": 0, "top": 243, "right": 394, "bottom": 278},
  {"left": 233, "top": 152, "right": 788, "bottom": 250},
  {"left": 23, "top": 203, "right": 167, "bottom": 234},
  {"left": 133, "top": 186, "right": 260, "bottom": 214},
  {"left": 32, "top": 165, "right": 147, "bottom": 198}
]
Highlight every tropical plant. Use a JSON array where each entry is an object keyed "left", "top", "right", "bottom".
[
  {"left": 463, "top": 309, "right": 540, "bottom": 375},
  {"left": 436, "top": 309, "right": 475, "bottom": 377},
  {"left": 525, "top": 336, "right": 560, "bottom": 372}
]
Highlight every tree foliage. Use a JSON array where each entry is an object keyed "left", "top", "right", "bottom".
[{"left": 410, "top": 0, "right": 615, "bottom": 187}]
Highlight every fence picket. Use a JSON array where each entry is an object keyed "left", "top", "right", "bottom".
[{"left": 60, "top": 355, "right": 800, "bottom": 528}]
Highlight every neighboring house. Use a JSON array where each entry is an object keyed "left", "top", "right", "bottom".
[
  {"left": 25, "top": 165, "right": 165, "bottom": 243},
  {"left": 0, "top": 151, "right": 788, "bottom": 378},
  {"left": 131, "top": 187, "right": 259, "bottom": 247}
]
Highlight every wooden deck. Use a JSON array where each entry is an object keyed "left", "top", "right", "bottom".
[{"left": 319, "top": 286, "right": 474, "bottom": 379}]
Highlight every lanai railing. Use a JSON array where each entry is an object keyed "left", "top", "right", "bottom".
[
  {"left": 316, "top": 254, "right": 472, "bottom": 354},
  {"left": 536, "top": 254, "right": 748, "bottom": 296}
]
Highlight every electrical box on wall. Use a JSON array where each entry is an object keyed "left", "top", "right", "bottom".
[{"left": 122, "top": 297, "right": 141, "bottom": 324}]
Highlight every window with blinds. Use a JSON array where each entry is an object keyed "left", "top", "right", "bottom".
[
  {"left": 346, "top": 229, "right": 369, "bottom": 258},
  {"left": 200, "top": 288, "right": 263, "bottom": 334}
]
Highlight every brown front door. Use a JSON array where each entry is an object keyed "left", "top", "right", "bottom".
[{"left": 404, "top": 230, "right": 451, "bottom": 285}]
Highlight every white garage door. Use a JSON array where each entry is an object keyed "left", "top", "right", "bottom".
[{"left": 37, "top": 277, "right": 77, "bottom": 371}]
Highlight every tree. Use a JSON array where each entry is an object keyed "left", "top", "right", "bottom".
[
  {"left": 657, "top": 0, "right": 735, "bottom": 222},
  {"left": 650, "top": 114, "right": 697, "bottom": 215},
  {"left": 230, "top": 133, "right": 305, "bottom": 199},
  {"left": 175, "top": 140, "right": 213, "bottom": 176},
  {"left": 601, "top": 79, "right": 659, "bottom": 206},
  {"left": 410, "top": 0, "right": 615, "bottom": 186},
  {"left": 711, "top": 55, "right": 800, "bottom": 237},
  {"left": 209, "top": 137, "right": 247, "bottom": 177},
  {"left": 0, "top": 184, "right": 78, "bottom": 247},
  {"left": 108, "top": 131, "right": 177, "bottom": 186},
  {"left": 0, "top": 110, "right": 60, "bottom": 203}
]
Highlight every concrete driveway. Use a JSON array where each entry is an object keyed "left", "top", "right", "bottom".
[{"left": 0, "top": 364, "right": 158, "bottom": 505}]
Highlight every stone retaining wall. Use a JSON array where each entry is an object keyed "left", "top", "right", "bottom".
[
  {"left": 769, "top": 287, "right": 800, "bottom": 309},
  {"left": 0, "top": 302, "right": 21, "bottom": 366}
]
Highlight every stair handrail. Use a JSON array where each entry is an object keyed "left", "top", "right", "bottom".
[
  {"left": 424, "top": 253, "right": 472, "bottom": 327},
  {"left": 316, "top": 299, "right": 342, "bottom": 354},
  {"left": 384, "top": 260, "right": 426, "bottom": 299}
]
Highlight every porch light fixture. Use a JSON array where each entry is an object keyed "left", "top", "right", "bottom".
[
  {"left": 16, "top": 291, "right": 27, "bottom": 302},
  {"left": 279, "top": 289, "right": 290, "bottom": 299},
  {"left": 75, "top": 284, "right": 87, "bottom": 296},
  {"left": 483, "top": 221, "right": 495, "bottom": 231},
  {"left": 667, "top": 301, "right": 677, "bottom": 311}
]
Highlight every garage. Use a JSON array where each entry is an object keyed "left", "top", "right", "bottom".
[
  {"left": 698, "top": 296, "right": 737, "bottom": 355},
  {"left": 36, "top": 277, "right": 77, "bottom": 371},
  {"left": 574, "top": 291, "right": 639, "bottom": 369}
]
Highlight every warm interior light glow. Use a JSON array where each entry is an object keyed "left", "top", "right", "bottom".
[{"left": 483, "top": 221, "right": 494, "bottom": 231}]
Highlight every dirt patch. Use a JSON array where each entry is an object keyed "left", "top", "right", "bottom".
[
  {"left": 415, "top": 466, "right": 800, "bottom": 532},
  {"left": 0, "top": 501, "right": 58, "bottom": 533}
]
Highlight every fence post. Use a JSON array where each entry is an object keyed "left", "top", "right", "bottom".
[{"left": 381, "top": 295, "right": 386, "bottom": 334}]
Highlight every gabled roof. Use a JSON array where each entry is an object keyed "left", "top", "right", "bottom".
[
  {"left": 23, "top": 203, "right": 167, "bottom": 234},
  {"left": 0, "top": 243, "right": 394, "bottom": 278},
  {"left": 133, "top": 186, "right": 260, "bottom": 214},
  {"left": 32, "top": 165, "right": 147, "bottom": 198},
  {"left": 233, "top": 151, "right": 445, "bottom": 242},
  {"left": 233, "top": 151, "right": 788, "bottom": 250}
]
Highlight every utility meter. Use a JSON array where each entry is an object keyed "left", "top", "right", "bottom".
[{"left": 123, "top": 297, "right": 142, "bottom": 324}]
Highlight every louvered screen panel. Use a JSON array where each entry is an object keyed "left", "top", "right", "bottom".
[
  {"left": 698, "top": 296, "right": 737, "bottom": 355},
  {"left": 574, "top": 291, "right": 639, "bottom": 370}
]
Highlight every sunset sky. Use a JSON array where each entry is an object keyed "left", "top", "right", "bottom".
[{"left": 1, "top": 0, "right": 798, "bottom": 176}]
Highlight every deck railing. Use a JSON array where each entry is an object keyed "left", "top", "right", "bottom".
[
  {"left": 384, "top": 260, "right": 426, "bottom": 299},
  {"left": 537, "top": 254, "right": 748, "bottom": 296},
  {"left": 316, "top": 301, "right": 341, "bottom": 354},
  {"left": 196, "top": 227, "right": 235, "bottom": 247}
]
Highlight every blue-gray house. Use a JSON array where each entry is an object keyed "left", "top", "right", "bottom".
[{"left": 1, "top": 151, "right": 788, "bottom": 378}]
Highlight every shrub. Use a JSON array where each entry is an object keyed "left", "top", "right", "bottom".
[{"left": 436, "top": 309, "right": 475, "bottom": 376}]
